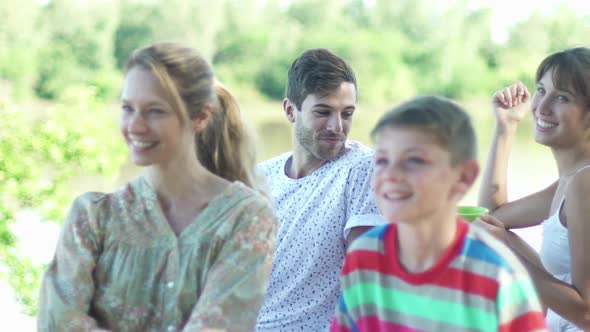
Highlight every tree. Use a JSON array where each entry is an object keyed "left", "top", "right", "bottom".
[
  {"left": 0, "top": 1, "right": 45, "bottom": 99},
  {"left": 35, "top": 0, "right": 120, "bottom": 99},
  {"left": 114, "top": 1, "right": 159, "bottom": 70},
  {"left": 0, "top": 88, "right": 127, "bottom": 315}
]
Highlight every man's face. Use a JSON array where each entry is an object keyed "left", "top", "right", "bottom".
[{"left": 289, "top": 82, "right": 356, "bottom": 162}]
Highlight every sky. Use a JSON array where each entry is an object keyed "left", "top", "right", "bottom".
[
  {"left": 456, "top": 0, "right": 590, "bottom": 42},
  {"left": 39, "top": 0, "right": 590, "bottom": 43},
  {"left": 358, "top": 0, "right": 590, "bottom": 42}
]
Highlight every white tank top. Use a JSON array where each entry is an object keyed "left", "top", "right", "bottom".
[
  {"left": 539, "top": 164, "right": 590, "bottom": 331},
  {"left": 539, "top": 198, "right": 570, "bottom": 278}
]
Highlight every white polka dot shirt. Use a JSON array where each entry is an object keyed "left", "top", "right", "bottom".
[{"left": 255, "top": 141, "right": 385, "bottom": 332}]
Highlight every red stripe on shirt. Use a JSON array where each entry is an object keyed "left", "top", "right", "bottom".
[
  {"left": 498, "top": 311, "right": 548, "bottom": 332},
  {"left": 356, "top": 316, "right": 426, "bottom": 332},
  {"left": 342, "top": 250, "right": 499, "bottom": 300}
]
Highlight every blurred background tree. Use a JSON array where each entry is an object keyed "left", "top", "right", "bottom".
[{"left": 0, "top": 0, "right": 588, "bottom": 324}]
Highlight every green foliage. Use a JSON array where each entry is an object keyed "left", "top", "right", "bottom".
[
  {"left": 0, "top": 89, "right": 127, "bottom": 315},
  {"left": 150, "top": 0, "right": 225, "bottom": 61},
  {"left": 254, "top": 57, "right": 291, "bottom": 100},
  {"left": 33, "top": 0, "right": 119, "bottom": 99},
  {"left": 0, "top": 206, "right": 15, "bottom": 248},
  {"left": 41, "top": 0, "right": 119, "bottom": 71},
  {"left": 114, "top": 1, "right": 159, "bottom": 70},
  {"left": 0, "top": 46, "right": 39, "bottom": 99},
  {"left": 0, "top": 249, "right": 44, "bottom": 316},
  {"left": 35, "top": 42, "right": 89, "bottom": 99},
  {"left": 214, "top": 28, "right": 275, "bottom": 85},
  {"left": 4, "top": 0, "right": 589, "bottom": 103},
  {"left": 90, "top": 70, "right": 123, "bottom": 101},
  {"left": 0, "top": 1, "right": 44, "bottom": 99}
]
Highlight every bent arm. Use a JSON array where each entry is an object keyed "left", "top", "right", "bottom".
[
  {"left": 504, "top": 230, "right": 590, "bottom": 330},
  {"left": 478, "top": 124, "right": 517, "bottom": 211},
  {"left": 182, "top": 204, "right": 276, "bottom": 332},
  {"left": 479, "top": 82, "right": 528, "bottom": 211},
  {"left": 478, "top": 124, "right": 559, "bottom": 229},
  {"left": 343, "top": 156, "right": 386, "bottom": 247},
  {"left": 488, "top": 182, "right": 557, "bottom": 229},
  {"left": 37, "top": 195, "right": 102, "bottom": 331},
  {"left": 478, "top": 83, "right": 555, "bottom": 229},
  {"left": 478, "top": 122, "right": 558, "bottom": 229}
]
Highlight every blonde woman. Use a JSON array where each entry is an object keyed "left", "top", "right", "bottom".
[{"left": 38, "top": 43, "right": 276, "bottom": 332}]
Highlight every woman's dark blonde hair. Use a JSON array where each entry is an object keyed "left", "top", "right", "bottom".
[
  {"left": 536, "top": 47, "right": 590, "bottom": 110},
  {"left": 126, "top": 42, "right": 257, "bottom": 188}
]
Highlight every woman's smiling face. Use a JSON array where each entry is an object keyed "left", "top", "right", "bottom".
[{"left": 531, "top": 69, "right": 590, "bottom": 149}]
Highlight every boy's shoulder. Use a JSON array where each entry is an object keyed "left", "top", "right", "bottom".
[
  {"left": 347, "top": 224, "right": 390, "bottom": 254},
  {"left": 461, "top": 223, "right": 529, "bottom": 275}
]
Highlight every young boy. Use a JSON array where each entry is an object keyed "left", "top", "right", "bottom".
[{"left": 330, "top": 96, "right": 548, "bottom": 332}]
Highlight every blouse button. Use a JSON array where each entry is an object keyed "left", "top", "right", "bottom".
[
  {"left": 167, "top": 281, "right": 174, "bottom": 288},
  {"left": 167, "top": 325, "right": 175, "bottom": 332}
]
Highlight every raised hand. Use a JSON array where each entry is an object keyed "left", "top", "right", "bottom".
[{"left": 492, "top": 81, "right": 531, "bottom": 129}]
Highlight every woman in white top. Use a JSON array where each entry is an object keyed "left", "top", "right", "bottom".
[{"left": 477, "top": 47, "right": 590, "bottom": 331}]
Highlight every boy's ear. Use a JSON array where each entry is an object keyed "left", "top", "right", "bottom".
[
  {"left": 453, "top": 159, "right": 479, "bottom": 198},
  {"left": 284, "top": 98, "right": 297, "bottom": 123}
]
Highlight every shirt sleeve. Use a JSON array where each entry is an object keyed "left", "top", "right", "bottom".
[
  {"left": 182, "top": 201, "right": 277, "bottom": 332},
  {"left": 343, "top": 213, "right": 387, "bottom": 239},
  {"left": 37, "top": 193, "right": 104, "bottom": 332},
  {"left": 496, "top": 270, "right": 548, "bottom": 332},
  {"left": 343, "top": 155, "right": 385, "bottom": 238}
]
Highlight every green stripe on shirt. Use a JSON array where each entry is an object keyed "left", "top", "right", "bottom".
[{"left": 342, "top": 282, "right": 498, "bottom": 330}]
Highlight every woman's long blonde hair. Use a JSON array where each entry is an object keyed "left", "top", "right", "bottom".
[{"left": 126, "top": 42, "right": 258, "bottom": 188}]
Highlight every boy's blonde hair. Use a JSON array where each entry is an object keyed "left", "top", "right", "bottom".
[{"left": 371, "top": 95, "right": 476, "bottom": 165}]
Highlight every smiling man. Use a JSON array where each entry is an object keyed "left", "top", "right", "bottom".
[{"left": 255, "top": 49, "right": 385, "bottom": 332}]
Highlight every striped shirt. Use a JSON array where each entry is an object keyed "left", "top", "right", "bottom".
[{"left": 330, "top": 220, "right": 548, "bottom": 332}]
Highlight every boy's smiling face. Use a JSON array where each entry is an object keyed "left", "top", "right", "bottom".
[{"left": 371, "top": 126, "right": 477, "bottom": 226}]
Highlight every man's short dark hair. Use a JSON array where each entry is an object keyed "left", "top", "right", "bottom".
[
  {"left": 285, "top": 48, "right": 357, "bottom": 109},
  {"left": 371, "top": 95, "right": 477, "bottom": 165}
]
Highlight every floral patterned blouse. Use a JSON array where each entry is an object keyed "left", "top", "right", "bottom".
[{"left": 38, "top": 176, "right": 277, "bottom": 332}]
